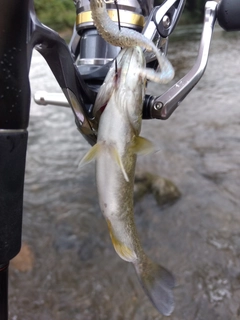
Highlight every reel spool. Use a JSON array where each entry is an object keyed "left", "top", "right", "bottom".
[{"left": 73, "top": 0, "right": 147, "bottom": 81}]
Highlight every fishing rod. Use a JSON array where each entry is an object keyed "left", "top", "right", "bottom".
[{"left": 0, "top": 0, "right": 240, "bottom": 318}]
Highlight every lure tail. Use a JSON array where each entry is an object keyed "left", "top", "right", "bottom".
[{"left": 134, "top": 257, "right": 175, "bottom": 316}]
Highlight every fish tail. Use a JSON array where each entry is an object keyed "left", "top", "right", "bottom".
[{"left": 134, "top": 257, "right": 175, "bottom": 316}]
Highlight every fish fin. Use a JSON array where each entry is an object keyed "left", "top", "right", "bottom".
[
  {"left": 93, "top": 63, "right": 116, "bottom": 117},
  {"left": 134, "top": 258, "right": 175, "bottom": 316},
  {"left": 131, "top": 136, "right": 155, "bottom": 155},
  {"left": 93, "top": 86, "right": 113, "bottom": 116},
  {"left": 109, "top": 146, "right": 129, "bottom": 182},
  {"left": 106, "top": 219, "right": 137, "bottom": 262},
  {"left": 79, "top": 143, "right": 102, "bottom": 167}
]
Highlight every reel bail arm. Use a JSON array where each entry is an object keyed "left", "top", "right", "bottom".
[{"left": 143, "top": 1, "right": 218, "bottom": 120}]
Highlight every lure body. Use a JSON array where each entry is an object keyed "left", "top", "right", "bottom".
[{"left": 90, "top": 0, "right": 175, "bottom": 83}]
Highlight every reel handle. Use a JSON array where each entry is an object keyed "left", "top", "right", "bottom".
[{"left": 217, "top": 0, "right": 240, "bottom": 31}]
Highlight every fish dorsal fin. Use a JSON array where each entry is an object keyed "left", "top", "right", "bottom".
[
  {"left": 109, "top": 146, "right": 129, "bottom": 182},
  {"left": 79, "top": 142, "right": 102, "bottom": 167},
  {"left": 131, "top": 136, "right": 154, "bottom": 155}
]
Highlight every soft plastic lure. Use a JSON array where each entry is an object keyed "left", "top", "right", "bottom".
[{"left": 90, "top": 0, "right": 175, "bottom": 83}]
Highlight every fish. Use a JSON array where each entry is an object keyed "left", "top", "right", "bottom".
[
  {"left": 80, "top": 47, "right": 175, "bottom": 316},
  {"left": 89, "top": 0, "right": 175, "bottom": 84}
]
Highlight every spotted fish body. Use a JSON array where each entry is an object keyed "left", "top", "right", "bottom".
[
  {"left": 96, "top": 48, "right": 146, "bottom": 263},
  {"left": 90, "top": 0, "right": 175, "bottom": 84},
  {"left": 80, "top": 47, "right": 175, "bottom": 316}
]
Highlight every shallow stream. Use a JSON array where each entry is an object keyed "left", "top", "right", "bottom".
[{"left": 9, "top": 25, "right": 240, "bottom": 319}]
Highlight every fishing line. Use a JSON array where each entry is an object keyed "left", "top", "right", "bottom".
[
  {"left": 114, "top": 0, "right": 121, "bottom": 32},
  {"left": 114, "top": 0, "right": 121, "bottom": 74}
]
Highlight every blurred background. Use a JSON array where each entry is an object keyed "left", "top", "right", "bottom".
[{"left": 33, "top": 0, "right": 209, "bottom": 33}]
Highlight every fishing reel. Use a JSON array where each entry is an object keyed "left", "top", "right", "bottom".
[
  {"left": 33, "top": 0, "right": 240, "bottom": 143},
  {"left": 72, "top": 0, "right": 152, "bottom": 82},
  {"left": 71, "top": 0, "right": 185, "bottom": 82}
]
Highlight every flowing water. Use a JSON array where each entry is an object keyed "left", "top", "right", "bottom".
[{"left": 8, "top": 25, "right": 240, "bottom": 319}]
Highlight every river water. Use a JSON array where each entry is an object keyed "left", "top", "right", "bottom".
[{"left": 8, "top": 25, "right": 240, "bottom": 320}]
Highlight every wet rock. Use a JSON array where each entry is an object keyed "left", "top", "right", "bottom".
[
  {"left": 134, "top": 172, "right": 181, "bottom": 206},
  {"left": 11, "top": 242, "right": 34, "bottom": 272},
  {"left": 134, "top": 172, "right": 152, "bottom": 202},
  {"left": 152, "top": 175, "right": 181, "bottom": 206}
]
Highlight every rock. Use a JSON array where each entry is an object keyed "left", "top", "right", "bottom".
[
  {"left": 134, "top": 172, "right": 181, "bottom": 206},
  {"left": 11, "top": 242, "right": 34, "bottom": 272},
  {"left": 151, "top": 175, "right": 181, "bottom": 206},
  {"left": 134, "top": 172, "right": 152, "bottom": 202}
]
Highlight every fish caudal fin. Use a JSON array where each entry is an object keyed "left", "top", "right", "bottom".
[{"left": 134, "top": 258, "right": 175, "bottom": 316}]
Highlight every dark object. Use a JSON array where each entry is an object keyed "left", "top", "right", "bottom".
[
  {"left": 0, "top": 132, "right": 28, "bottom": 263},
  {"left": 0, "top": 0, "right": 29, "bottom": 264},
  {"left": 142, "top": 95, "right": 155, "bottom": 119},
  {"left": 0, "top": 0, "right": 31, "bottom": 319},
  {"left": 217, "top": 0, "right": 240, "bottom": 31},
  {"left": 0, "top": 264, "right": 8, "bottom": 319},
  {"left": 0, "top": 0, "right": 30, "bottom": 130}
]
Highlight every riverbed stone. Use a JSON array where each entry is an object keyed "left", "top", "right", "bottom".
[{"left": 134, "top": 171, "right": 181, "bottom": 206}]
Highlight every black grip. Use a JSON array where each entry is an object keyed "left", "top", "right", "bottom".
[
  {"left": 0, "top": 0, "right": 31, "bottom": 129},
  {"left": 217, "top": 0, "right": 240, "bottom": 31},
  {"left": 0, "top": 131, "right": 28, "bottom": 263},
  {"left": 0, "top": 264, "right": 8, "bottom": 319}
]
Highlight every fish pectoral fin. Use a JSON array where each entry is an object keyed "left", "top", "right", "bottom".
[
  {"left": 131, "top": 136, "right": 154, "bottom": 155},
  {"left": 79, "top": 142, "right": 102, "bottom": 167},
  {"left": 109, "top": 146, "right": 129, "bottom": 182}
]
